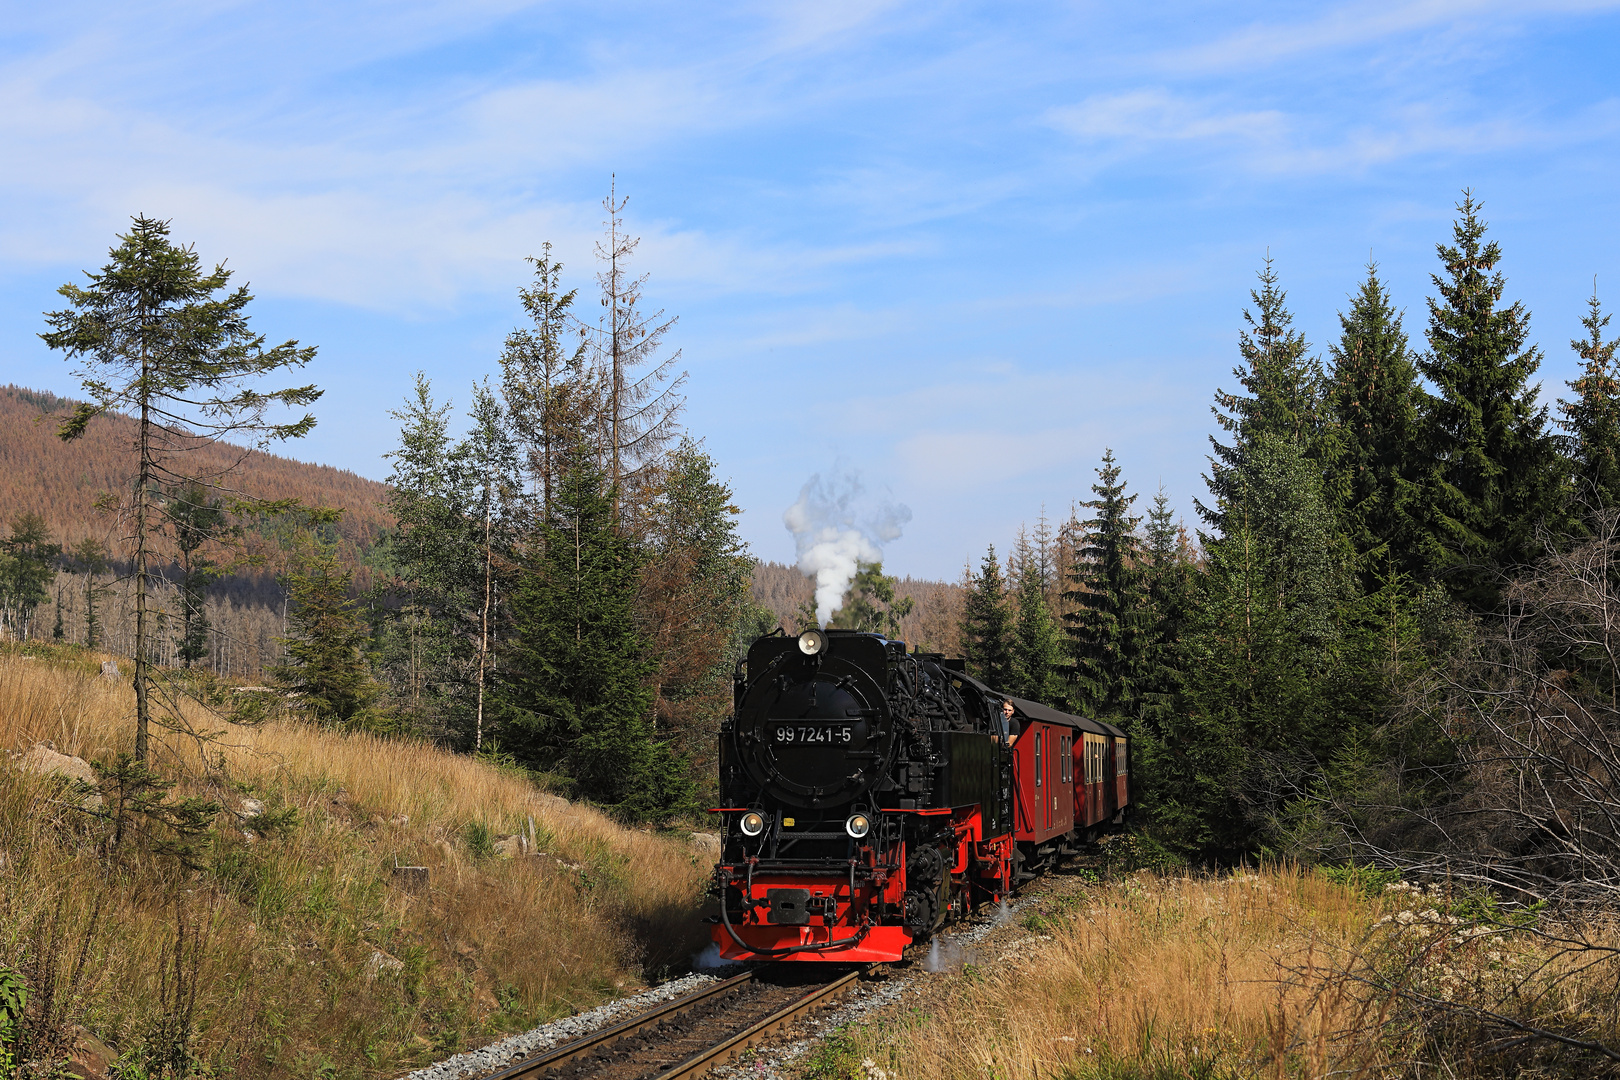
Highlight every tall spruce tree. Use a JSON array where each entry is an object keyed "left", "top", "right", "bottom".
[
  {"left": 1066, "top": 449, "right": 1146, "bottom": 722},
  {"left": 1417, "top": 192, "right": 1567, "bottom": 610},
  {"left": 500, "top": 245, "right": 593, "bottom": 518},
  {"left": 1201, "top": 258, "right": 1325, "bottom": 531},
  {"left": 1137, "top": 486, "right": 1193, "bottom": 738},
  {"left": 960, "top": 546, "right": 1013, "bottom": 688},
  {"left": 1009, "top": 526, "right": 1064, "bottom": 705},
  {"left": 1155, "top": 433, "right": 1346, "bottom": 859},
  {"left": 42, "top": 215, "right": 319, "bottom": 761},
  {"left": 380, "top": 376, "right": 469, "bottom": 723},
  {"left": 1323, "top": 265, "right": 1426, "bottom": 589},
  {"left": 1557, "top": 286, "right": 1620, "bottom": 511},
  {"left": 496, "top": 455, "right": 691, "bottom": 819}
]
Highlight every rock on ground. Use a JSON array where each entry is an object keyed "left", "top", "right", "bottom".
[{"left": 13, "top": 742, "right": 103, "bottom": 809}]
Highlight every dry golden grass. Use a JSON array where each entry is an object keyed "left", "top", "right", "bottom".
[
  {"left": 0, "top": 645, "right": 711, "bottom": 1079},
  {"left": 839, "top": 870, "right": 1374, "bottom": 1079},
  {"left": 823, "top": 870, "right": 1620, "bottom": 1079}
]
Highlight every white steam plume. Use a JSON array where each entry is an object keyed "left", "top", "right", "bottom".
[{"left": 782, "top": 467, "right": 913, "bottom": 626}]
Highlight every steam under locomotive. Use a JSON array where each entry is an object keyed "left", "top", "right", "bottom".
[{"left": 708, "top": 627, "right": 1132, "bottom": 962}]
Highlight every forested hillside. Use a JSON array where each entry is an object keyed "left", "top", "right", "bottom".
[
  {"left": 0, "top": 385, "right": 391, "bottom": 551},
  {"left": 0, "top": 379, "right": 957, "bottom": 681}
]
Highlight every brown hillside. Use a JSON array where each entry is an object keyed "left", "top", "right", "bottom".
[{"left": 0, "top": 385, "right": 392, "bottom": 550}]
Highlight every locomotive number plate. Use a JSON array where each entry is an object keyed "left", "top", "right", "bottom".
[{"left": 772, "top": 723, "right": 855, "bottom": 744}]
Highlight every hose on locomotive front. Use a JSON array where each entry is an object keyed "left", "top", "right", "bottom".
[{"left": 718, "top": 886, "right": 872, "bottom": 957}]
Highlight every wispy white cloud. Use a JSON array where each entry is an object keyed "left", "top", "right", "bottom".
[
  {"left": 1048, "top": 88, "right": 1287, "bottom": 144},
  {"left": 1045, "top": 83, "right": 1620, "bottom": 180},
  {"left": 1149, "top": 0, "right": 1620, "bottom": 76}
]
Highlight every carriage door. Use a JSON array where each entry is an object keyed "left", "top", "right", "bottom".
[{"left": 1033, "top": 728, "right": 1044, "bottom": 830}]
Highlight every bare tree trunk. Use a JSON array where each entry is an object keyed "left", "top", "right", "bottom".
[
  {"left": 476, "top": 472, "right": 492, "bottom": 752},
  {"left": 609, "top": 175, "right": 622, "bottom": 525},
  {"left": 134, "top": 338, "right": 152, "bottom": 763}
]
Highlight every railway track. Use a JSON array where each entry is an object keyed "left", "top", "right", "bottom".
[{"left": 481, "top": 965, "right": 869, "bottom": 1080}]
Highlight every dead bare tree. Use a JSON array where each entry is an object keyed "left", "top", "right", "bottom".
[{"left": 587, "top": 178, "right": 687, "bottom": 529}]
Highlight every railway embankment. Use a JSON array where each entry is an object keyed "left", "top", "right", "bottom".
[{"left": 0, "top": 644, "right": 711, "bottom": 1080}]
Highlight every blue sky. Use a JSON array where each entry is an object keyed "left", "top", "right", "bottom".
[{"left": 4, "top": 1, "right": 1620, "bottom": 579}]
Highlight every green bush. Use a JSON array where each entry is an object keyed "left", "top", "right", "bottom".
[{"left": 1318, "top": 862, "right": 1401, "bottom": 898}]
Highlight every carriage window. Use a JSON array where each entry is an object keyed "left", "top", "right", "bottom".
[
  {"left": 1034, "top": 730, "right": 1042, "bottom": 787},
  {"left": 1116, "top": 737, "right": 1127, "bottom": 776}
]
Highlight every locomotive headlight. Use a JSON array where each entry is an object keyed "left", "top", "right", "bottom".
[
  {"left": 740, "top": 811, "right": 766, "bottom": 837},
  {"left": 798, "top": 629, "right": 828, "bottom": 656},
  {"left": 845, "top": 813, "right": 872, "bottom": 839}
]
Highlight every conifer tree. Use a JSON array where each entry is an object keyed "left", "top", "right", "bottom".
[
  {"left": 960, "top": 546, "right": 1013, "bottom": 688},
  {"left": 500, "top": 245, "right": 592, "bottom": 517},
  {"left": 831, "top": 562, "right": 914, "bottom": 638},
  {"left": 1417, "top": 192, "right": 1568, "bottom": 610},
  {"left": 1137, "top": 486, "right": 1193, "bottom": 735},
  {"left": 0, "top": 514, "right": 60, "bottom": 642},
  {"left": 1156, "top": 434, "right": 1345, "bottom": 859},
  {"left": 68, "top": 539, "right": 110, "bottom": 649},
  {"left": 589, "top": 182, "right": 687, "bottom": 525},
  {"left": 1008, "top": 526, "right": 1064, "bottom": 705},
  {"left": 42, "top": 215, "right": 319, "bottom": 761},
  {"left": 450, "top": 380, "right": 522, "bottom": 751},
  {"left": 167, "top": 485, "right": 228, "bottom": 667},
  {"left": 496, "top": 455, "right": 691, "bottom": 819},
  {"left": 1066, "top": 449, "right": 1146, "bottom": 721},
  {"left": 1557, "top": 286, "right": 1620, "bottom": 510},
  {"left": 380, "top": 376, "right": 467, "bottom": 721},
  {"left": 273, "top": 538, "right": 380, "bottom": 727},
  {"left": 1201, "top": 258, "right": 1325, "bottom": 531},
  {"left": 1323, "top": 265, "right": 1426, "bottom": 589},
  {"left": 642, "top": 440, "right": 756, "bottom": 789}
]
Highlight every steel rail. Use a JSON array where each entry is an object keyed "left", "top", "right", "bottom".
[
  {"left": 480, "top": 970, "right": 755, "bottom": 1080},
  {"left": 649, "top": 966, "right": 866, "bottom": 1080}
]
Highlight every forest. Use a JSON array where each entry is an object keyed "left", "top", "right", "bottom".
[
  {"left": 949, "top": 192, "right": 1620, "bottom": 907},
  {"left": 5, "top": 190, "right": 1619, "bottom": 898}
]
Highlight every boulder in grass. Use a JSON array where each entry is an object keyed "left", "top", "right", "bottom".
[
  {"left": 15, "top": 743, "right": 103, "bottom": 809},
  {"left": 66, "top": 1025, "right": 118, "bottom": 1080},
  {"left": 690, "top": 832, "right": 721, "bottom": 859},
  {"left": 492, "top": 835, "right": 524, "bottom": 859},
  {"left": 365, "top": 949, "right": 405, "bottom": 980}
]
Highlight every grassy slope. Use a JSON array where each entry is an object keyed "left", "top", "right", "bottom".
[
  {"left": 815, "top": 868, "right": 1620, "bottom": 1079},
  {"left": 0, "top": 645, "right": 710, "bottom": 1079}
]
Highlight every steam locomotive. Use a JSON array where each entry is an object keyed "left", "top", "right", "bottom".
[{"left": 708, "top": 627, "right": 1132, "bottom": 962}]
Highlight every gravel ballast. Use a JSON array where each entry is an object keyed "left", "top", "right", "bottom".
[{"left": 397, "top": 971, "right": 731, "bottom": 1080}]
